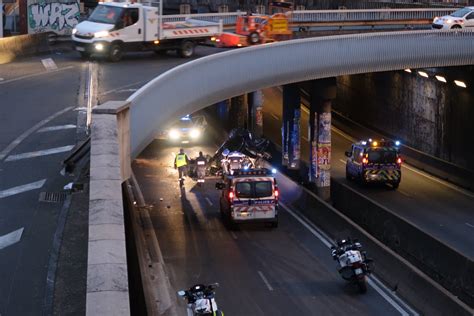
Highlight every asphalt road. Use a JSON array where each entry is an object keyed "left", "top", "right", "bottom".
[
  {"left": 133, "top": 133, "right": 415, "bottom": 315},
  {"left": 261, "top": 87, "right": 474, "bottom": 259},
  {"left": 0, "top": 52, "right": 83, "bottom": 315}
]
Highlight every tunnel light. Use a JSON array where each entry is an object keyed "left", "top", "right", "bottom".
[
  {"left": 435, "top": 75, "right": 447, "bottom": 83},
  {"left": 404, "top": 69, "right": 412, "bottom": 73},
  {"left": 417, "top": 71, "right": 429, "bottom": 78},
  {"left": 454, "top": 80, "right": 467, "bottom": 88}
]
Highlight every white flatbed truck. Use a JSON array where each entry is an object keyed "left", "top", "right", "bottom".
[{"left": 72, "top": 1, "right": 222, "bottom": 61}]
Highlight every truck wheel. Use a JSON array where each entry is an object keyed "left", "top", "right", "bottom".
[
  {"left": 248, "top": 32, "right": 260, "bottom": 45},
  {"left": 179, "top": 41, "right": 195, "bottom": 58},
  {"left": 108, "top": 44, "right": 123, "bottom": 62},
  {"left": 79, "top": 51, "right": 91, "bottom": 59}
]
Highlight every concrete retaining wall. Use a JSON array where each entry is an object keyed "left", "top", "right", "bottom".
[
  {"left": 0, "top": 32, "right": 51, "bottom": 63},
  {"left": 87, "top": 101, "right": 131, "bottom": 315},
  {"left": 331, "top": 179, "right": 474, "bottom": 308},
  {"left": 277, "top": 172, "right": 473, "bottom": 315}
]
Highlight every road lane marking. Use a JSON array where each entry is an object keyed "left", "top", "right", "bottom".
[
  {"left": 0, "top": 106, "right": 74, "bottom": 161},
  {"left": 230, "top": 231, "right": 238, "bottom": 240},
  {"left": 401, "top": 164, "right": 474, "bottom": 199},
  {"left": 466, "top": 223, "right": 474, "bottom": 228},
  {"left": 0, "top": 227, "right": 24, "bottom": 250},
  {"left": 0, "top": 66, "right": 74, "bottom": 85},
  {"left": 100, "top": 80, "right": 148, "bottom": 96},
  {"left": 37, "top": 124, "right": 76, "bottom": 133},
  {"left": 205, "top": 197, "right": 213, "bottom": 206},
  {"left": 270, "top": 113, "right": 279, "bottom": 120},
  {"left": 257, "top": 271, "right": 274, "bottom": 291},
  {"left": 279, "top": 201, "right": 416, "bottom": 315},
  {"left": 5, "top": 145, "right": 74, "bottom": 162},
  {"left": 0, "top": 179, "right": 46, "bottom": 199},
  {"left": 41, "top": 58, "right": 58, "bottom": 71}
]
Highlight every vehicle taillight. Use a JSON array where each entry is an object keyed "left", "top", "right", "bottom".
[
  {"left": 362, "top": 157, "right": 368, "bottom": 164},
  {"left": 274, "top": 189, "right": 279, "bottom": 199},
  {"left": 228, "top": 190, "right": 234, "bottom": 200},
  {"left": 397, "top": 157, "right": 402, "bottom": 165}
]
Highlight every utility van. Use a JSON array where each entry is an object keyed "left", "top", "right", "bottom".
[{"left": 72, "top": 1, "right": 222, "bottom": 61}]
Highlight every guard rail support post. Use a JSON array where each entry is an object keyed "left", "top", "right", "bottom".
[{"left": 87, "top": 100, "right": 131, "bottom": 316}]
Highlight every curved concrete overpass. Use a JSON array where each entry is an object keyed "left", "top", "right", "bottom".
[{"left": 128, "top": 30, "right": 474, "bottom": 158}]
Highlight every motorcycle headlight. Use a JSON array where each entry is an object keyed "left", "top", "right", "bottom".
[
  {"left": 190, "top": 128, "right": 201, "bottom": 139},
  {"left": 94, "top": 30, "right": 110, "bottom": 38},
  {"left": 169, "top": 129, "right": 180, "bottom": 140}
]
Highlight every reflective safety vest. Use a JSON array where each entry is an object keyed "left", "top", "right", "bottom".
[{"left": 175, "top": 153, "right": 187, "bottom": 167}]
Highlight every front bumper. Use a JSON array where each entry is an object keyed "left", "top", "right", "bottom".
[{"left": 73, "top": 39, "right": 110, "bottom": 55}]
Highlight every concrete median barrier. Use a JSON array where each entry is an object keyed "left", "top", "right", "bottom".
[
  {"left": 331, "top": 179, "right": 474, "bottom": 309},
  {"left": 0, "top": 33, "right": 52, "bottom": 63},
  {"left": 278, "top": 172, "right": 473, "bottom": 315}
]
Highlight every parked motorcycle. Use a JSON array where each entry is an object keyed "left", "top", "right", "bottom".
[
  {"left": 177, "top": 283, "right": 223, "bottom": 316},
  {"left": 331, "top": 238, "right": 373, "bottom": 293}
]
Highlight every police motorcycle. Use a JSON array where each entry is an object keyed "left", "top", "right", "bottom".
[
  {"left": 331, "top": 238, "right": 373, "bottom": 293},
  {"left": 177, "top": 283, "right": 223, "bottom": 316}
]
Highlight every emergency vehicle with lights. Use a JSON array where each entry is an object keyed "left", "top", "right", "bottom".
[
  {"left": 216, "top": 168, "right": 279, "bottom": 228},
  {"left": 72, "top": 1, "right": 222, "bottom": 61},
  {"left": 345, "top": 139, "right": 402, "bottom": 189}
]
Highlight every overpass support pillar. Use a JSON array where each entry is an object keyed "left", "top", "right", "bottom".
[
  {"left": 247, "top": 90, "right": 264, "bottom": 137},
  {"left": 230, "top": 95, "right": 247, "bottom": 129},
  {"left": 308, "top": 78, "right": 337, "bottom": 201},
  {"left": 282, "top": 84, "right": 301, "bottom": 169}
]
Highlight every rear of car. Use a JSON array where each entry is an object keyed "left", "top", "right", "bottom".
[
  {"left": 432, "top": 7, "right": 474, "bottom": 30},
  {"left": 346, "top": 140, "right": 402, "bottom": 189},
  {"left": 219, "top": 170, "right": 278, "bottom": 227}
]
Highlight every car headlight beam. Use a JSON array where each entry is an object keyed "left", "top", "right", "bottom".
[
  {"left": 169, "top": 129, "right": 180, "bottom": 140},
  {"left": 94, "top": 30, "right": 110, "bottom": 38},
  {"left": 190, "top": 128, "right": 201, "bottom": 139},
  {"left": 94, "top": 43, "right": 104, "bottom": 51}
]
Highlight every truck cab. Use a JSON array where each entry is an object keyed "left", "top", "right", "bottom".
[
  {"left": 72, "top": 2, "right": 222, "bottom": 61},
  {"left": 216, "top": 168, "right": 279, "bottom": 228},
  {"left": 345, "top": 139, "right": 402, "bottom": 189}
]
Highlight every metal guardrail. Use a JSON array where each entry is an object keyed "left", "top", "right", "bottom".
[{"left": 161, "top": 8, "right": 457, "bottom": 26}]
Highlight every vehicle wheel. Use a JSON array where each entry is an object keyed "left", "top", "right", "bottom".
[
  {"left": 248, "top": 32, "right": 260, "bottom": 45},
  {"left": 79, "top": 51, "right": 91, "bottom": 59},
  {"left": 179, "top": 41, "right": 195, "bottom": 58},
  {"left": 357, "top": 278, "right": 368, "bottom": 294},
  {"left": 451, "top": 25, "right": 462, "bottom": 29},
  {"left": 108, "top": 43, "right": 123, "bottom": 62}
]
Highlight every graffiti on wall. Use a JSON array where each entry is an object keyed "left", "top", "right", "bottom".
[{"left": 28, "top": 0, "right": 80, "bottom": 35}]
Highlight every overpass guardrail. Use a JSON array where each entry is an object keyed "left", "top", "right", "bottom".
[{"left": 161, "top": 8, "right": 456, "bottom": 27}]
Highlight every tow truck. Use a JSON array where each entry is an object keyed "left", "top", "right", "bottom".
[
  {"left": 345, "top": 139, "right": 402, "bottom": 189},
  {"left": 216, "top": 168, "right": 279, "bottom": 228},
  {"left": 72, "top": 1, "right": 222, "bottom": 61},
  {"left": 216, "top": 13, "right": 292, "bottom": 47}
]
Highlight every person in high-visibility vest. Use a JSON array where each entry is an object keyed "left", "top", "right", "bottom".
[{"left": 174, "top": 148, "right": 189, "bottom": 180}]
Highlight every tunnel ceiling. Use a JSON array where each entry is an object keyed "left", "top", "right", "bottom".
[{"left": 128, "top": 30, "right": 474, "bottom": 158}]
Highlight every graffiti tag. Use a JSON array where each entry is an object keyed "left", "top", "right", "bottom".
[{"left": 28, "top": 0, "right": 80, "bottom": 35}]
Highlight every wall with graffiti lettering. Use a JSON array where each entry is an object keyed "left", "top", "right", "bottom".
[{"left": 28, "top": 0, "right": 80, "bottom": 35}]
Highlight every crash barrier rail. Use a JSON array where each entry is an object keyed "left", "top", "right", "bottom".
[
  {"left": 87, "top": 101, "right": 131, "bottom": 316},
  {"left": 127, "top": 30, "right": 474, "bottom": 158},
  {"left": 273, "top": 165, "right": 473, "bottom": 315},
  {"left": 161, "top": 8, "right": 455, "bottom": 27},
  {"left": 331, "top": 180, "right": 474, "bottom": 308}
]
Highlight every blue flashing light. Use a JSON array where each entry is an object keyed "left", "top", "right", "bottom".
[
  {"left": 395, "top": 140, "right": 401, "bottom": 146},
  {"left": 243, "top": 165, "right": 249, "bottom": 170},
  {"left": 271, "top": 168, "right": 277, "bottom": 174}
]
